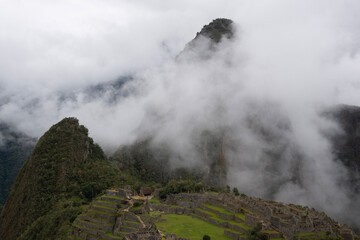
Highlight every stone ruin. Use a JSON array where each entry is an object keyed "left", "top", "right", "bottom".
[
  {"left": 158, "top": 192, "right": 358, "bottom": 240},
  {"left": 67, "top": 188, "right": 358, "bottom": 240},
  {"left": 140, "top": 187, "right": 153, "bottom": 197}
]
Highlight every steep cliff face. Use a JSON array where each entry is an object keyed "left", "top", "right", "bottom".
[
  {"left": 177, "top": 18, "right": 234, "bottom": 61},
  {"left": 0, "top": 118, "right": 122, "bottom": 240}
]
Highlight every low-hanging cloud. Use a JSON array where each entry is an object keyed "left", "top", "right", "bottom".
[{"left": 0, "top": 0, "right": 360, "bottom": 230}]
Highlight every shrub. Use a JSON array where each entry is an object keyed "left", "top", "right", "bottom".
[
  {"left": 159, "top": 180, "right": 204, "bottom": 199},
  {"left": 248, "top": 223, "right": 267, "bottom": 240},
  {"left": 233, "top": 187, "right": 240, "bottom": 196}
]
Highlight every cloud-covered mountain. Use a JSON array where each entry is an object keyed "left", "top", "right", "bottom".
[{"left": 0, "top": 0, "right": 360, "bottom": 235}]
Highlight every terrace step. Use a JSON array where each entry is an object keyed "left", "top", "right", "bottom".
[
  {"left": 73, "top": 223, "right": 106, "bottom": 237},
  {"left": 74, "top": 219, "right": 113, "bottom": 232},
  {"left": 119, "top": 225, "right": 137, "bottom": 233},
  {"left": 92, "top": 205, "right": 117, "bottom": 214},
  {"left": 114, "top": 230, "right": 130, "bottom": 237},
  {"left": 103, "top": 233, "right": 124, "bottom": 240},
  {"left": 85, "top": 209, "right": 116, "bottom": 222},
  {"left": 94, "top": 200, "right": 118, "bottom": 209},
  {"left": 101, "top": 196, "right": 129, "bottom": 204},
  {"left": 122, "top": 220, "right": 141, "bottom": 229}
]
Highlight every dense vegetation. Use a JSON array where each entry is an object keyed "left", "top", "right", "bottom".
[
  {"left": 0, "top": 118, "right": 141, "bottom": 240},
  {"left": 0, "top": 123, "right": 36, "bottom": 205},
  {"left": 111, "top": 129, "right": 228, "bottom": 191},
  {"left": 247, "top": 223, "right": 267, "bottom": 240},
  {"left": 159, "top": 179, "right": 204, "bottom": 199},
  {"left": 111, "top": 139, "right": 205, "bottom": 187}
]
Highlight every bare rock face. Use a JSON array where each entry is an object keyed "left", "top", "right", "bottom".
[
  {"left": 176, "top": 18, "right": 234, "bottom": 61},
  {"left": 193, "top": 18, "right": 234, "bottom": 43}
]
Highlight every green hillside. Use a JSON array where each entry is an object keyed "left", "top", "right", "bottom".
[{"left": 0, "top": 118, "right": 140, "bottom": 240}]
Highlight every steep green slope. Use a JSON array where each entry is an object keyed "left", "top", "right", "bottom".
[
  {"left": 0, "top": 117, "right": 134, "bottom": 240},
  {"left": 111, "top": 139, "right": 205, "bottom": 187}
]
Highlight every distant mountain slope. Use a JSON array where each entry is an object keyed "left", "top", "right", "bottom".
[
  {"left": 329, "top": 105, "right": 360, "bottom": 179},
  {"left": 111, "top": 19, "right": 236, "bottom": 189},
  {"left": 0, "top": 123, "right": 36, "bottom": 205},
  {"left": 0, "top": 118, "right": 131, "bottom": 240}
]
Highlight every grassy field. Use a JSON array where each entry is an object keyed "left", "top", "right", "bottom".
[{"left": 155, "top": 214, "right": 233, "bottom": 240}]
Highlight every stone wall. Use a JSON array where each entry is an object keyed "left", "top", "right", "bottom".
[
  {"left": 150, "top": 203, "right": 192, "bottom": 215},
  {"left": 245, "top": 213, "right": 261, "bottom": 227},
  {"left": 218, "top": 213, "right": 235, "bottom": 221},
  {"left": 224, "top": 230, "right": 239, "bottom": 240}
]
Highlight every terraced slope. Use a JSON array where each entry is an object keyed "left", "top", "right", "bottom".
[
  {"left": 68, "top": 189, "right": 359, "bottom": 240},
  {"left": 68, "top": 189, "right": 158, "bottom": 240},
  {"left": 157, "top": 193, "right": 358, "bottom": 240},
  {"left": 150, "top": 195, "right": 281, "bottom": 240}
]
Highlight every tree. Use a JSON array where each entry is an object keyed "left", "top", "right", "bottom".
[
  {"left": 203, "top": 235, "right": 211, "bottom": 240},
  {"left": 226, "top": 185, "right": 230, "bottom": 193},
  {"left": 248, "top": 223, "right": 267, "bottom": 240},
  {"left": 233, "top": 187, "right": 240, "bottom": 196}
]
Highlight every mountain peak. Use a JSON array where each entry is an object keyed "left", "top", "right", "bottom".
[
  {"left": 195, "top": 18, "right": 234, "bottom": 43},
  {"left": 177, "top": 18, "right": 234, "bottom": 61},
  {"left": 0, "top": 117, "right": 111, "bottom": 240}
]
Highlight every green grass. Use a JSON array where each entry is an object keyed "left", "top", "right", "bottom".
[
  {"left": 149, "top": 198, "right": 161, "bottom": 204},
  {"left": 88, "top": 209, "right": 115, "bottom": 216},
  {"left": 102, "top": 195, "right": 125, "bottom": 200},
  {"left": 235, "top": 212, "right": 245, "bottom": 220},
  {"left": 202, "top": 203, "right": 233, "bottom": 215},
  {"left": 228, "top": 220, "right": 252, "bottom": 230},
  {"left": 105, "top": 233, "right": 123, "bottom": 239},
  {"left": 92, "top": 204, "right": 115, "bottom": 210},
  {"left": 155, "top": 214, "right": 232, "bottom": 239},
  {"left": 96, "top": 199, "right": 119, "bottom": 204},
  {"left": 263, "top": 230, "right": 279, "bottom": 234},
  {"left": 195, "top": 208, "right": 228, "bottom": 223},
  {"left": 295, "top": 232, "right": 316, "bottom": 236},
  {"left": 195, "top": 207, "right": 252, "bottom": 232}
]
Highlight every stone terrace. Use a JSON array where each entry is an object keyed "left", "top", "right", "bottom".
[
  {"left": 155, "top": 192, "right": 357, "bottom": 240},
  {"left": 67, "top": 188, "right": 161, "bottom": 240},
  {"left": 67, "top": 189, "right": 358, "bottom": 240}
]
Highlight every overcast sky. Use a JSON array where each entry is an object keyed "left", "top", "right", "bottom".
[{"left": 0, "top": 0, "right": 359, "bottom": 140}]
